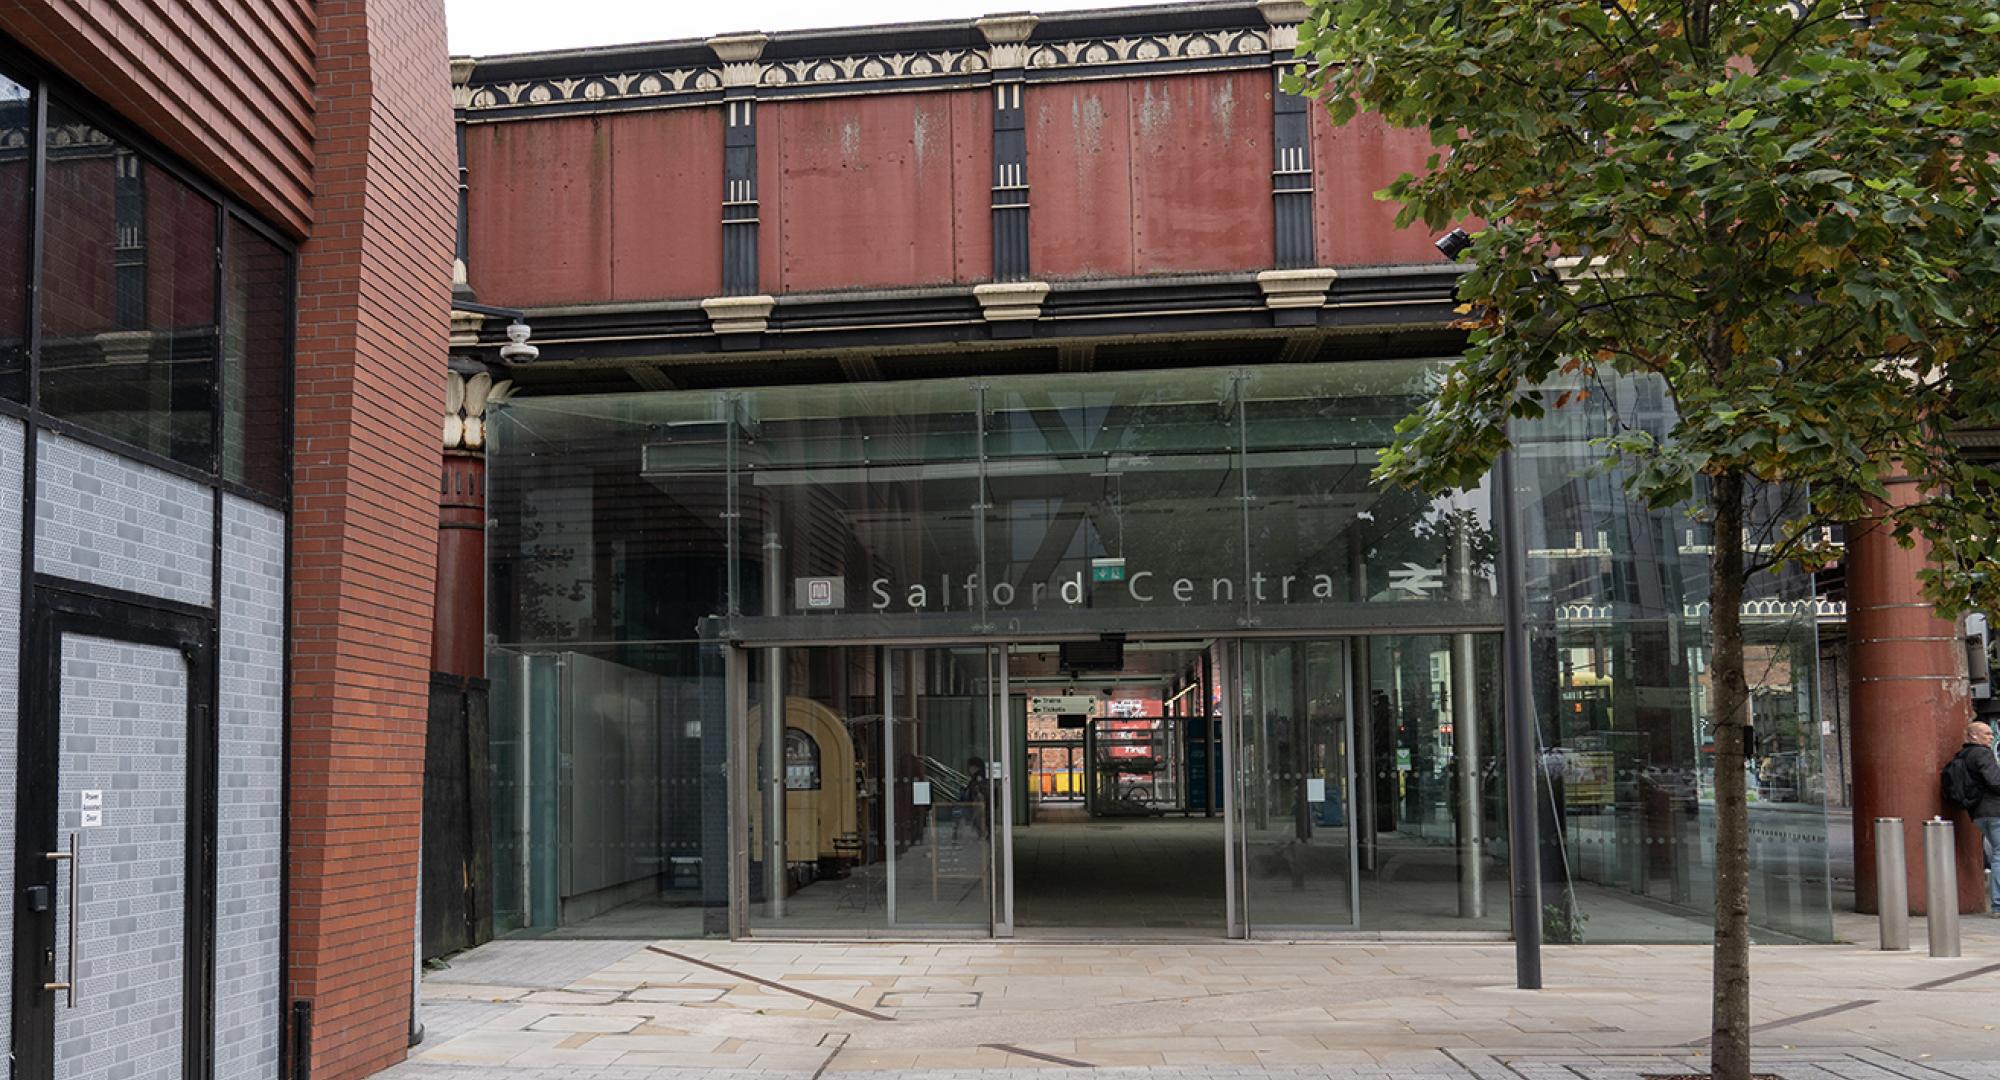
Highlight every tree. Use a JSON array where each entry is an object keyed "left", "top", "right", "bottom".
[{"left": 1290, "top": 3, "right": 2000, "bottom": 1077}]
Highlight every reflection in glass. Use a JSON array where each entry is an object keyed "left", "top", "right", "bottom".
[
  {"left": 39, "top": 103, "right": 218, "bottom": 468},
  {"left": 222, "top": 219, "right": 289, "bottom": 493},
  {"left": 1517, "top": 374, "right": 1830, "bottom": 943},
  {"left": 0, "top": 71, "right": 29, "bottom": 400},
  {"left": 1355, "top": 634, "right": 1508, "bottom": 931}
]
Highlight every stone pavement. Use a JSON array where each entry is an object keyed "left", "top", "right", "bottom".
[{"left": 382, "top": 911, "right": 2000, "bottom": 1079}]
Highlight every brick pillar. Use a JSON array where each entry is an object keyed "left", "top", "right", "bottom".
[
  {"left": 288, "top": 0, "right": 456, "bottom": 1077},
  {"left": 1849, "top": 476, "right": 1981, "bottom": 915}
]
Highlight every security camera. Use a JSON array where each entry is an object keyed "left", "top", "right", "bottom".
[
  {"left": 1434, "top": 228, "right": 1473, "bottom": 260},
  {"left": 498, "top": 319, "right": 539, "bottom": 362}
]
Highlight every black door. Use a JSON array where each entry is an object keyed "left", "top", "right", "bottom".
[{"left": 12, "top": 585, "right": 215, "bottom": 1080}]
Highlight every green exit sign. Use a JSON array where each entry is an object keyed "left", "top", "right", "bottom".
[{"left": 1091, "top": 558, "right": 1126, "bottom": 583}]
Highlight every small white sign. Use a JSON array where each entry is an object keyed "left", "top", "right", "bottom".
[
  {"left": 990, "top": 762, "right": 1005, "bottom": 781},
  {"left": 80, "top": 809, "right": 102, "bottom": 829},
  {"left": 80, "top": 790, "right": 102, "bottom": 809},
  {"left": 1306, "top": 778, "right": 1327, "bottom": 804},
  {"left": 912, "top": 781, "right": 932, "bottom": 806}
]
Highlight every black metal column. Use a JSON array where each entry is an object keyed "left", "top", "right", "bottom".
[
  {"left": 1272, "top": 74, "right": 1314, "bottom": 269},
  {"left": 991, "top": 78, "right": 1029, "bottom": 281},
  {"left": 711, "top": 33, "right": 769, "bottom": 297},
  {"left": 1498, "top": 447, "right": 1544, "bottom": 988},
  {"left": 723, "top": 94, "right": 759, "bottom": 295}
]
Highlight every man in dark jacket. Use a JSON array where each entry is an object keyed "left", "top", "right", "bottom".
[{"left": 1958, "top": 721, "right": 2000, "bottom": 914}]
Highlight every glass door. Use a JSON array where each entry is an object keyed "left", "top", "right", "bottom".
[
  {"left": 742, "top": 643, "right": 999, "bottom": 936},
  {"left": 1236, "top": 638, "right": 1357, "bottom": 932}
]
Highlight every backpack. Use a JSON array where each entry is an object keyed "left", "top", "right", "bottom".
[{"left": 1943, "top": 748, "right": 1987, "bottom": 812}]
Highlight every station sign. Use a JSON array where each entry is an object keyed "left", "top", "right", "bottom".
[{"left": 1028, "top": 694, "right": 1098, "bottom": 716}]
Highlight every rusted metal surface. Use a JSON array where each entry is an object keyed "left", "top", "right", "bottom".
[
  {"left": 467, "top": 117, "right": 614, "bottom": 305},
  {"left": 1030, "top": 72, "right": 1273, "bottom": 280},
  {"left": 765, "top": 91, "right": 989, "bottom": 294},
  {"left": 609, "top": 107, "right": 726, "bottom": 302},
  {"left": 1310, "top": 107, "right": 1444, "bottom": 267}
]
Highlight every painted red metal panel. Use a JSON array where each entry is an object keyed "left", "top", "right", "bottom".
[
  {"left": 608, "top": 107, "right": 725, "bottom": 301},
  {"left": 1027, "top": 81, "right": 1135, "bottom": 280},
  {"left": 773, "top": 92, "right": 969, "bottom": 293},
  {"left": 465, "top": 117, "right": 613, "bottom": 307},
  {"left": 1128, "top": 71, "right": 1272, "bottom": 275},
  {"left": 757, "top": 106, "right": 785, "bottom": 295},
  {"left": 949, "top": 90, "right": 993, "bottom": 285},
  {"left": 1311, "top": 107, "right": 1442, "bottom": 266}
]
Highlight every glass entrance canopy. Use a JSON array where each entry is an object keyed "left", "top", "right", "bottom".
[{"left": 489, "top": 361, "right": 1499, "bottom": 647}]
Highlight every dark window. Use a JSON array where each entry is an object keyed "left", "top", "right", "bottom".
[
  {"left": 39, "top": 101, "right": 218, "bottom": 469},
  {"left": 0, "top": 70, "right": 28, "bottom": 401},
  {"left": 222, "top": 218, "right": 288, "bottom": 493}
]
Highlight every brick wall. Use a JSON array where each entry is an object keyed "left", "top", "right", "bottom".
[
  {"left": 288, "top": 0, "right": 456, "bottom": 1077},
  {"left": 0, "top": 0, "right": 316, "bottom": 235}
]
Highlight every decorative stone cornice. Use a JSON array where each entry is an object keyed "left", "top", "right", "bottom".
[
  {"left": 702, "top": 294, "right": 777, "bottom": 335},
  {"left": 973, "top": 281, "right": 1050, "bottom": 322},
  {"left": 708, "top": 32, "right": 771, "bottom": 88},
  {"left": 1256, "top": 268, "right": 1338, "bottom": 309},
  {"left": 464, "top": 24, "right": 1273, "bottom": 117},
  {"left": 977, "top": 14, "right": 1040, "bottom": 71}
]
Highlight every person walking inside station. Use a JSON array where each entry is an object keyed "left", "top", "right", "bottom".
[{"left": 1942, "top": 719, "right": 2000, "bottom": 915}]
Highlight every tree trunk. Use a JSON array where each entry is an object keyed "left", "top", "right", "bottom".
[{"left": 1708, "top": 469, "right": 1752, "bottom": 1080}]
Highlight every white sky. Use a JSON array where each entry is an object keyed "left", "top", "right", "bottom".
[{"left": 447, "top": 0, "right": 1172, "bottom": 57}]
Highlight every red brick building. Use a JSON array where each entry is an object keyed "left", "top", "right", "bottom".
[{"left": 0, "top": 2, "right": 454, "bottom": 1079}]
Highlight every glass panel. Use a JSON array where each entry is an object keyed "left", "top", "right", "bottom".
[
  {"left": 748, "top": 644, "right": 923, "bottom": 933},
  {"left": 0, "top": 69, "right": 28, "bottom": 400},
  {"left": 891, "top": 646, "right": 995, "bottom": 929},
  {"left": 736, "top": 382, "right": 986, "bottom": 638},
  {"left": 1241, "top": 362, "right": 1498, "bottom": 631},
  {"left": 489, "top": 643, "right": 729, "bottom": 938},
  {"left": 986, "top": 369, "right": 1246, "bottom": 636},
  {"left": 1517, "top": 373, "right": 1831, "bottom": 943},
  {"left": 221, "top": 219, "right": 288, "bottom": 493},
  {"left": 1239, "top": 639, "right": 1353, "bottom": 929},
  {"left": 1355, "top": 634, "right": 1508, "bottom": 931},
  {"left": 488, "top": 395, "right": 731, "bottom": 650},
  {"left": 39, "top": 102, "right": 217, "bottom": 469}
]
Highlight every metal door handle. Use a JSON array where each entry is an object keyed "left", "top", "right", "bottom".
[{"left": 44, "top": 832, "right": 76, "bottom": 1007}]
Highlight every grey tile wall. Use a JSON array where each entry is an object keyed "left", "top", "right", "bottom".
[
  {"left": 0, "top": 416, "right": 21, "bottom": 1069},
  {"left": 35, "top": 431, "right": 214, "bottom": 608},
  {"left": 55, "top": 634, "right": 189, "bottom": 1080},
  {"left": 214, "top": 497, "right": 285, "bottom": 1080}
]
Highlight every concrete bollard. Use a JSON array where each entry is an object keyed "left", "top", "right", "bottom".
[
  {"left": 1925, "top": 817, "right": 1961, "bottom": 958},
  {"left": 1876, "top": 818, "right": 1908, "bottom": 951}
]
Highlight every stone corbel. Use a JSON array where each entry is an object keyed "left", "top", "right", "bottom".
[
  {"left": 976, "top": 14, "right": 1039, "bottom": 70},
  {"left": 1256, "top": 0, "right": 1310, "bottom": 53},
  {"left": 703, "top": 294, "right": 777, "bottom": 336},
  {"left": 708, "top": 33, "right": 770, "bottom": 88},
  {"left": 973, "top": 282, "right": 1049, "bottom": 320},
  {"left": 1257, "top": 268, "right": 1338, "bottom": 326},
  {"left": 449, "top": 56, "right": 477, "bottom": 110}
]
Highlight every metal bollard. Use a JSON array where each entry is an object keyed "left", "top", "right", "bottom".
[
  {"left": 1925, "top": 817, "right": 1962, "bottom": 958},
  {"left": 1876, "top": 818, "right": 1909, "bottom": 951}
]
